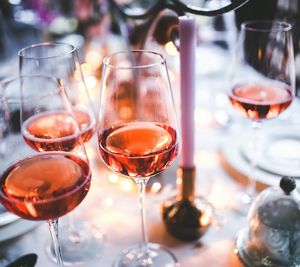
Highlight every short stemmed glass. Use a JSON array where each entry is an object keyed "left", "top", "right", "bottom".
[
  {"left": 0, "top": 75, "right": 92, "bottom": 267},
  {"left": 228, "top": 21, "right": 295, "bottom": 211},
  {"left": 18, "top": 42, "right": 102, "bottom": 265},
  {"left": 98, "top": 50, "right": 180, "bottom": 267}
]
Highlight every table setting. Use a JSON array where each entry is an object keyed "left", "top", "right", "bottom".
[{"left": 0, "top": 1, "right": 300, "bottom": 267}]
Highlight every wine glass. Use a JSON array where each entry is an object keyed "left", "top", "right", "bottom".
[
  {"left": 98, "top": 50, "right": 180, "bottom": 267},
  {"left": 18, "top": 42, "right": 103, "bottom": 265},
  {"left": 18, "top": 43, "right": 96, "bottom": 142},
  {"left": 0, "top": 75, "right": 91, "bottom": 267},
  {"left": 228, "top": 21, "right": 295, "bottom": 211}
]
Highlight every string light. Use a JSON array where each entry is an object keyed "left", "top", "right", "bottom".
[
  {"left": 200, "top": 212, "right": 212, "bottom": 227},
  {"left": 150, "top": 182, "right": 162, "bottom": 193},
  {"left": 85, "top": 50, "right": 103, "bottom": 70},
  {"left": 108, "top": 173, "right": 119, "bottom": 184},
  {"left": 120, "top": 179, "right": 134, "bottom": 192}
]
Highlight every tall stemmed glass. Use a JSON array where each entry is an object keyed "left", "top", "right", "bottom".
[
  {"left": 18, "top": 43, "right": 102, "bottom": 265},
  {"left": 98, "top": 50, "right": 180, "bottom": 267},
  {"left": 228, "top": 21, "right": 295, "bottom": 211},
  {"left": 0, "top": 75, "right": 91, "bottom": 267},
  {"left": 18, "top": 43, "right": 96, "bottom": 144}
]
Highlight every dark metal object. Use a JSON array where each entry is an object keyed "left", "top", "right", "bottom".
[
  {"left": 5, "top": 254, "right": 37, "bottom": 267},
  {"left": 162, "top": 167, "right": 213, "bottom": 241},
  {"left": 110, "top": 0, "right": 251, "bottom": 19},
  {"left": 279, "top": 176, "right": 296, "bottom": 194},
  {"left": 108, "top": 0, "right": 251, "bottom": 50}
]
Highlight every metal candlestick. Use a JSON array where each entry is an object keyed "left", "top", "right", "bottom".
[{"left": 162, "top": 166, "right": 213, "bottom": 241}]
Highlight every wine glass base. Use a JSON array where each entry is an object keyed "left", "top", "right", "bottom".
[
  {"left": 113, "top": 242, "right": 179, "bottom": 267},
  {"left": 45, "top": 222, "right": 105, "bottom": 266}
]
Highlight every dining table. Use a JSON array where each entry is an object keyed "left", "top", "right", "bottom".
[{"left": 1, "top": 32, "right": 300, "bottom": 267}]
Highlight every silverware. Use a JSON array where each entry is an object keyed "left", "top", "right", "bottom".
[{"left": 5, "top": 254, "right": 37, "bottom": 267}]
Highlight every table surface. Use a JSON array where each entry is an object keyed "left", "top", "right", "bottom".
[{"left": 0, "top": 132, "right": 247, "bottom": 267}]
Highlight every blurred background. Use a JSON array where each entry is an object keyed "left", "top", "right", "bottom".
[{"left": 0, "top": 1, "right": 298, "bottom": 68}]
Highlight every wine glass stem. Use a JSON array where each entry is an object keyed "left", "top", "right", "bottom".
[
  {"left": 48, "top": 219, "right": 64, "bottom": 267},
  {"left": 246, "top": 121, "right": 263, "bottom": 201},
  {"left": 136, "top": 178, "right": 149, "bottom": 250}
]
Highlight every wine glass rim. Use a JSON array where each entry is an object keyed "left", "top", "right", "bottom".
[
  {"left": 241, "top": 20, "right": 292, "bottom": 32},
  {"left": 103, "top": 50, "right": 166, "bottom": 69},
  {"left": 18, "top": 42, "right": 76, "bottom": 59},
  {"left": 0, "top": 152, "right": 91, "bottom": 207}
]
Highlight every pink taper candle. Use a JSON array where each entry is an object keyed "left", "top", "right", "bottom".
[{"left": 179, "top": 15, "right": 196, "bottom": 168}]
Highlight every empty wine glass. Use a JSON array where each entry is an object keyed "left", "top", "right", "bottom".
[
  {"left": 0, "top": 75, "right": 91, "bottom": 267},
  {"left": 18, "top": 42, "right": 103, "bottom": 265},
  {"left": 228, "top": 21, "right": 295, "bottom": 212},
  {"left": 98, "top": 50, "right": 180, "bottom": 267}
]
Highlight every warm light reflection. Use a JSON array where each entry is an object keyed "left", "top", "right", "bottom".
[
  {"left": 108, "top": 173, "right": 119, "bottom": 184},
  {"left": 120, "top": 179, "right": 134, "bottom": 192},
  {"left": 119, "top": 106, "right": 133, "bottom": 120},
  {"left": 85, "top": 50, "right": 103, "bottom": 70},
  {"left": 257, "top": 48, "right": 262, "bottom": 61},
  {"left": 77, "top": 75, "right": 99, "bottom": 102},
  {"left": 84, "top": 76, "right": 97, "bottom": 90},
  {"left": 200, "top": 212, "right": 212, "bottom": 226},
  {"left": 74, "top": 63, "right": 92, "bottom": 81},
  {"left": 165, "top": 41, "right": 179, "bottom": 56},
  {"left": 107, "top": 173, "right": 137, "bottom": 193},
  {"left": 81, "top": 63, "right": 92, "bottom": 76},
  {"left": 151, "top": 182, "right": 162, "bottom": 193}
]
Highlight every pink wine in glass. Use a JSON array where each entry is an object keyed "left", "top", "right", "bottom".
[
  {"left": 98, "top": 121, "right": 178, "bottom": 178},
  {"left": 229, "top": 84, "right": 293, "bottom": 121},
  {"left": 0, "top": 153, "right": 91, "bottom": 220},
  {"left": 22, "top": 109, "right": 95, "bottom": 152}
]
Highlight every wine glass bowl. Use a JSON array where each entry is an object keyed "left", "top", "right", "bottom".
[
  {"left": 98, "top": 50, "right": 180, "bottom": 267},
  {"left": 228, "top": 20, "right": 295, "bottom": 208},
  {"left": 18, "top": 75, "right": 82, "bottom": 152},
  {"left": 229, "top": 21, "right": 295, "bottom": 122},
  {"left": 18, "top": 42, "right": 96, "bottom": 143},
  {"left": 98, "top": 121, "right": 178, "bottom": 178},
  {"left": 0, "top": 152, "right": 91, "bottom": 221}
]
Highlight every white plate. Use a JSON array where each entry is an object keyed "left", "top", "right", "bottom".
[
  {"left": 0, "top": 204, "right": 19, "bottom": 227},
  {"left": 0, "top": 218, "right": 40, "bottom": 243},
  {"left": 220, "top": 131, "right": 285, "bottom": 189},
  {"left": 240, "top": 126, "right": 300, "bottom": 178}
]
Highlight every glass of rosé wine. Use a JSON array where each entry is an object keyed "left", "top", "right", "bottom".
[
  {"left": 98, "top": 50, "right": 180, "bottom": 267},
  {"left": 18, "top": 43, "right": 96, "bottom": 143},
  {"left": 18, "top": 43, "right": 103, "bottom": 265},
  {"left": 228, "top": 21, "right": 295, "bottom": 210},
  {"left": 0, "top": 75, "right": 92, "bottom": 267}
]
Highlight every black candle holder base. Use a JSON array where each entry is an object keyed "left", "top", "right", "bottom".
[{"left": 162, "top": 195, "right": 213, "bottom": 241}]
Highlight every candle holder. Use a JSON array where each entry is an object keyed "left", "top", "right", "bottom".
[{"left": 162, "top": 166, "right": 213, "bottom": 241}]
